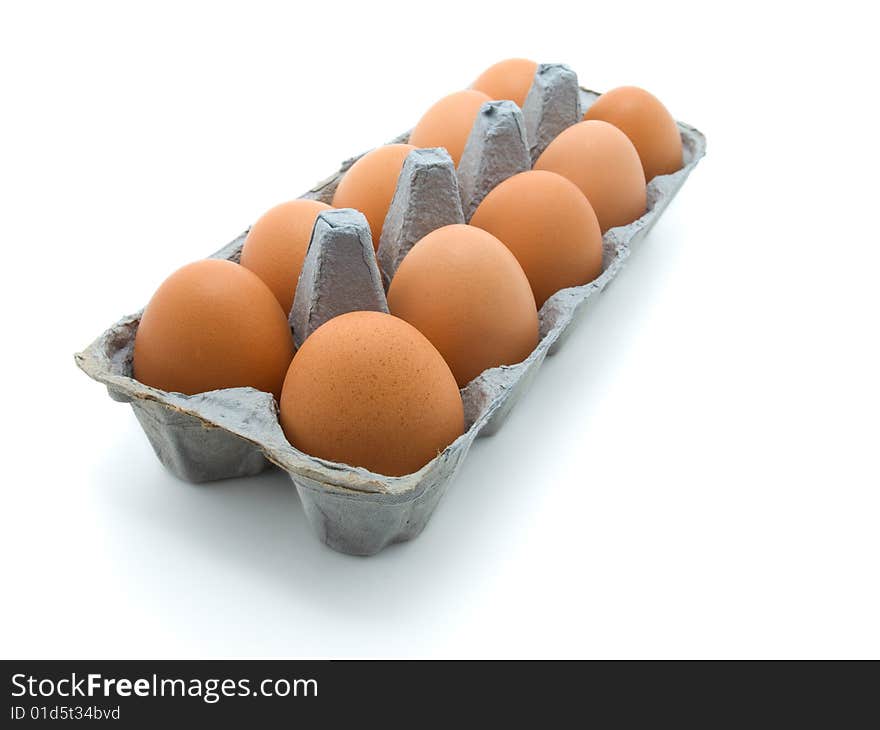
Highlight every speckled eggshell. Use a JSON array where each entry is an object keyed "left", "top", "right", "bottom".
[
  {"left": 239, "top": 199, "right": 332, "bottom": 315},
  {"left": 332, "top": 144, "right": 415, "bottom": 249},
  {"left": 583, "top": 85, "right": 683, "bottom": 182},
  {"left": 535, "top": 119, "right": 647, "bottom": 232},
  {"left": 387, "top": 224, "right": 539, "bottom": 387},
  {"left": 470, "top": 170, "right": 603, "bottom": 307},
  {"left": 133, "top": 259, "right": 295, "bottom": 399},
  {"left": 471, "top": 58, "right": 538, "bottom": 108},
  {"left": 279, "top": 311, "right": 464, "bottom": 477},
  {"left": 409, "top": 90, "right": 492, "bottom": 166}
]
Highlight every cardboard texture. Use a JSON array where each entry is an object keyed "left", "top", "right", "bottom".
[{"left": 76, "top": 80, "right": 706, "bottom": 556}]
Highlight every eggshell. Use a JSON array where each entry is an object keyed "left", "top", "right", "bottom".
[
  {"left": 472, "top": 58, "right": 538, "bottom": 108},
  {"left": 583, "top": 85, "right": 683, "bottom": 181},
  {"left": 534, "top": 120, "right": 647, "bottom": 232},
  {"left": 331, "top": 144, "right": 415, "bottom": 249},
  {"left": 470, "top": 170, "right": 603, "bottom": 307},
  {"left": 239, "top": 199, "right": 332, "bottom": 315},
  {"left": 133, "top": 260, "right": 294, "bottom": 399},
  {"left": 387, "top": 224, "right": 538, "bottom": 387},
  {"left": 409, "top": 90, "right": 492, "bottom": 166},
  {"left": 279, "top": 311, "right": 464, "bottom": 477}
]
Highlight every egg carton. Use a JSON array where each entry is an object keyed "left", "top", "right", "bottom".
[{"left": 75, "top": 70, "right": 706, "bottom": 556}]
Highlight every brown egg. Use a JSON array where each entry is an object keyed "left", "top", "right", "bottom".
[
  {"left": 239, "top": 199, "right": 332, "bottom": 315},
  {"left": 133, "top": 259, "right": 294, "bottom": 399},
  {"left": 535, "top": 120, "right": 647, "bottom": 232},
  {"left": 471, "top": 58, "right": 538, "bottom": 108},
  {"left": 387, "top": 224, "right": 538, "bottom": 387},
  {"left": 470, "top": 171, "right": 603, "bottom": 307},
  {"left": 583, "top": 86, "right": 683, "bottom": 181},
  {"left": 279, "top": 311, "right": 464, "bottom": 477},
  {"left": 409, "top": 90, "right": 492, "bottom": 166},
  {"left": 331, "top": 144, "right": 415, "bottom": 249}
]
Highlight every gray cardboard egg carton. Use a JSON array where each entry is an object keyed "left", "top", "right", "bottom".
[{"left": 76, "top": 65, "right": 706, "bottom": 556}]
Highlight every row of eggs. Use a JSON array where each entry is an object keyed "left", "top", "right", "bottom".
[{"left": 132, "top": 59, "right": 684, "bottom": 476}]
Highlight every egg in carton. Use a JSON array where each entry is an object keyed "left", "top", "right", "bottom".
[{"left": 75, "top": 64, "right": 706, "bottom": 555}]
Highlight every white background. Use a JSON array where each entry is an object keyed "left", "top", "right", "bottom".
[{"left": 1, "top": 1, "right": 877, "bottom": 659}]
